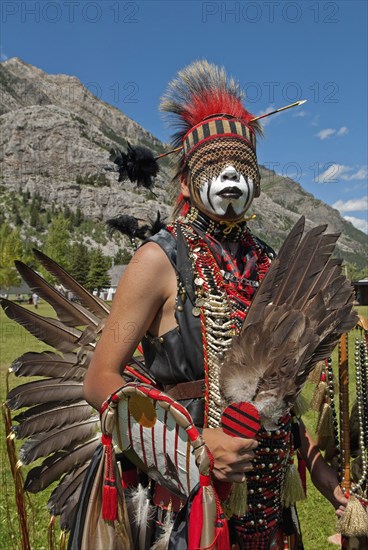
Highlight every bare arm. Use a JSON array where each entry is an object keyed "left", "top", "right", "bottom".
[
  {"left": 299, "top": 419, "right": 347, "bottom": 515},
  {"left": 83, "top": 242, "right": 176, "bottom": 410}
]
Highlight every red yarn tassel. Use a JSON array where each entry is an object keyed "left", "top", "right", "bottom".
[
  {"left": 188, "top": 477, "right": 205, "bottom": 549},
  {"left": 214, "top": 512, "right": 230, "bottom": 550},
  {"left": 101, "top": 433, "right": 118, "bottom": 521}
]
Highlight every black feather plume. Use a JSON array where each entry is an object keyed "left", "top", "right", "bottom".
[
  {"left": 148, "top": 211, "right": 166, "bottom": 236},
  {"left": 110, "top": 143, "right": 159, "bottom": 188}
]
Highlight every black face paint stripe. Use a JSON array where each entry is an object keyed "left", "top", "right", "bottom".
[{"left": 206, "top": 180, "right": 215, "bottom": 211}]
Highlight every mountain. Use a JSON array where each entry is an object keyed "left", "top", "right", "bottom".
[{"left": 0, "top": 58, "right": 366, "bottom": 268}]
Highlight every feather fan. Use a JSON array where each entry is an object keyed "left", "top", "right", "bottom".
[
  {"left": 220, "top": 217, "right": 358, "bottom": 428},
  {"left": 32, "top": 249, "right": 110, "bottom": 318}
]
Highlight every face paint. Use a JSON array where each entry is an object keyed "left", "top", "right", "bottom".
[{"left": 190, "top": 165, "right": 255, "bottom": 221}]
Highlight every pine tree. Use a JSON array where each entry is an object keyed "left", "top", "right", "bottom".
[
  {"left": 0, "top": 224, "right": 23, "bottom": 289},
  {"left": 87, "top": 249, "right": 110, "bottom": 292},
  {"left": 114, "top": 248, "right": 132, "bottom": 265},
  {"left": 75, "top": 207, "right": 83, "bottom": 227},
  {"left": 43, "top": 214, "right": 72, "bottom": 275},
  {"left": 69, "top": 242, "right": 91, "bottom": 286}
]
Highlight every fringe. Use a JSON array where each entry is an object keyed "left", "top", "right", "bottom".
[
  {"left": 226, "top": 480, "right": 248, "bottom": 517},
  {"left": 310, "top": 380, "right": 327, "bottom": 412},
  {"left": 293, "top": 393, "right": 309, "bottom": 417},
  {"left": 282, "top": 462, "right": 306, "bottom": 508},
  {"left": 337, "top": 495, "right": 368, "bottom": 537},
  {"left": 316, "top": 403, "right": 334, "bottom": 450}
]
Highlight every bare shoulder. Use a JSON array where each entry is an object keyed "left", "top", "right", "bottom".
[
  {"left": 113, "top": 241, "right": 175, "bottom": 305},
  {"left": 124, "top": 241, "right": 172, "bottom": 281}
]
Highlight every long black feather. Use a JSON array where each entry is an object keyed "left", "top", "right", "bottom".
[
  {"left": 7, "top": 379, "right": 84, "bottom": 410},
  {"left": 48, "top": 462, "right": 91, "bottom": 516},
  {"left": 13, "top": 402, "right": 95, "bottom": 439},
  {"left": 14, "top": 261, "right": 100, "bottom": 328},
  {"left": 24, "top": 437, "right": 100, "bottom": 493},
  {"left": 0, "top": 299, "right": 85, "bottom": 353},
  {"left": 32, "top": 249, "right": 110, "bottom": 318},
  {"left": 60, "top": 489, "right": 83, "bottom": 531},
  {"left": 19, "top": 418, "right": 99, "bottom": 464},
  {"left": 10, "top": 351, "right": 81, "bottom": 379}
]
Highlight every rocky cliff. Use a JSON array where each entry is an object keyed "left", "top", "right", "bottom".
[{"left": 0, "top": 58, "right": 366, "bottom": 267}]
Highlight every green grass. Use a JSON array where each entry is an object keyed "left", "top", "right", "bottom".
[{"left": 0, "top": 302, "right": 367, "bottom": 549}]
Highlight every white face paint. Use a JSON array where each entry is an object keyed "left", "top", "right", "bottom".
[{"left": 197, "top": 165, "right": 255, "bottom": 220}]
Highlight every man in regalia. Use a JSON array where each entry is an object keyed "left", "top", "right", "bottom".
[{"left": 84, "top": 61, "right": 348, "bottom": 549}]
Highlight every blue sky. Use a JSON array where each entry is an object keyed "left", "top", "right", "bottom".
[{"left": 1, "top": 0, "right": 367, "bottom": 233}]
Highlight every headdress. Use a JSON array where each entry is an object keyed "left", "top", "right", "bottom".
[
  {"left": 160, "top": 60, "right": 263, "bottom": 196},
  {"left": 110, "top": 61, "right": 305, "bottom": 200}
]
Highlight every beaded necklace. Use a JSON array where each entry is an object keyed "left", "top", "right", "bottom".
[{"left": 169, "top": 207, "right": 272, "bottom": 427}]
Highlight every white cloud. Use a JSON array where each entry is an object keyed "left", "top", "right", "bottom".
[
  {"left": 344, "top": 216, "right": 368, "bottom": 234},
  {"left": 317, "top": 163, "right": 350, "bottom": 183},
  {"left": 332, "top": 196, "right": 368, "bottom": 212},
  {"left": 337, "top": 126, "right": 348, "bottom": 136},
  {"left": 345, "top": 167, "right": 368, "bottom": 180},
  {"left": 310, "top": 115, "right": 320, "bottom": 127},
  {"left": 315, "top": 126, "right": 349, "bottom": 140},
  {"left": 317, "top": 164, "right": 368, "bottom": 183},
  {"left": 293, "top": 110, "right": 307, "bottom": 118},
  {"left": 316, "top": 128, "right": 336, "bottom": 140},
  {"left": 0, "top": 52, "right": 8, "bottom": 61}
]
